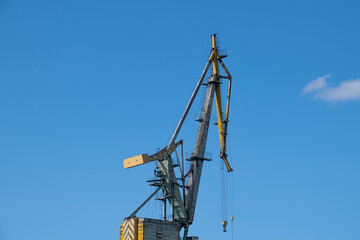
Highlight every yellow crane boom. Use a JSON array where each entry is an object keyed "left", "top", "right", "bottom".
[{"left": 211, "top": 34, "right": 233, "bottom": 172}]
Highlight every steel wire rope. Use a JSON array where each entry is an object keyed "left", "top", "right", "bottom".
[{"left": 227, "top": 136, "right": 235, "bottom": 240}]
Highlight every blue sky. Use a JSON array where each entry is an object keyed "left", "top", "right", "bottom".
[{"left": 1, "top": 0, "right": 359, "bottom": 239}]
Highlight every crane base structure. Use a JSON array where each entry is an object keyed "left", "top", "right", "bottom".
[
  {"left": 120, "top": 34, "right": 233, "bottom": 240},
  {"left": 120, "top": 217, "right": 182, "bottom": 240}
]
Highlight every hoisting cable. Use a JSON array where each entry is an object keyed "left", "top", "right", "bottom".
[
  {"left": 217, "top": 44, "right": 233, "bottom": 234},
  {"left": 228, "top": 137, "right": 235, "bottom": 240},
  {"left": 220, "top": 159, "right": 228, "bottom": 232}
]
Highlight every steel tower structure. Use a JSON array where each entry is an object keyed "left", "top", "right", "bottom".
[{"left": 120, "top": 34, "right": 233, "bottom": 240}]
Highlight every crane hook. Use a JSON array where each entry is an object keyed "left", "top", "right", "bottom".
[{"left": 222, "top": 220, "right": 228, "bottom": 232}]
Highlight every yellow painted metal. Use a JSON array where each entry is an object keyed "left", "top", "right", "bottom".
[
  {"left": 219, "top": 59, "right": 232, "bottom": 123},
  {"left": 225, "top": 76, "right": 232, "bottom": 121},
  {"left": 219, "top": 59, "right": 233, "bottom": 172},
  {"left": 214, "top": 84, "right": 225, "bottom": 155},
  {"left": 137, "top": 219, "right": 143, "bottom": 240},
  {"left": 211, "top": 34, "right": 233, "bottom": 172},
  {"left": 208, "top": 49, "right": 215, "bottom": 62},
  {"left": 120, "top": 223, "right": 124, "bottom": 240},
  {"left": 211, "top": 35, "right": 219, "bottom": 76},
  {"left": 120, "top": 217, "right": 144, "bottom": 240},
  {"left": 121, "top": 217, "right": 138, "bottom": 240},
  {"left": 215, "top": 83, "right": 233, "bottom": 172},
  {"left": 222, "top": 156, "right": 233, "bottom": 173},
  {"left": 123, "top": 154, "right": 150, "bottom": 169}
]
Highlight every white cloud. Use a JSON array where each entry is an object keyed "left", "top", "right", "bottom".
[
  {"left": 302, "top": 74, "right": 330, "bottom": 94},
  {"left": 313, "top": 79, "right": 360, "bottom": 102}
]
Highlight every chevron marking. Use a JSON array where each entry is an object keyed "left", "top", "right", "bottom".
[{"left": 122, "top": 218, "right": 137, "bottom": 240}]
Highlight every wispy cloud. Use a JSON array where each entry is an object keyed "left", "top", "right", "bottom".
[
  {"left": 302, "top": 75, "right": 360, "bottom": 102},
  {"left": 313, "top": 79, "right": 360, "bottom": 102},
  {"left": 302, "top": 74, "right": 330, "bottom": 94}
]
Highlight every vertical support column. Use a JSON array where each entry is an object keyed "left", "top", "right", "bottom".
[
  {"left": 184, "top": 34, "right": 220, "bottom": 223},
  {"left": 163, "top": 190, "right": 166, "bottom": 221},
  {"left": 171, "top": 187, "right": 175, "bottom": 221},
  {"left": 185, "top": 75, "right": 217, "bottom": 222},
  {"left": 157, "top": 156, "right": 187, "bottom": 220}
]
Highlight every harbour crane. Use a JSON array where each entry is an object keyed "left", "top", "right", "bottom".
[{"left": 120, "top": 34, "right": 233, "bottom": 240}]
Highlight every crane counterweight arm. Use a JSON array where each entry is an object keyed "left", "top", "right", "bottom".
[{"left": 123, "top": 140, "right": 183, "bottom": 169}]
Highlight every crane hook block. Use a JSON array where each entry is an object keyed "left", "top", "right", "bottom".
[{"left": 222, "top": 220, "right": 228, "bottom": 232}]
